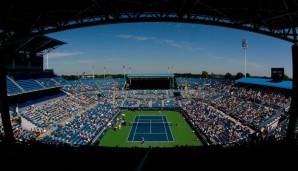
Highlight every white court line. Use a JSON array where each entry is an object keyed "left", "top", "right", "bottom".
[
  {"left": 161, "top": 116, "right": 169, "bottom": 141},
  {"left": 165, "top": 116, "right": 174, "bottom": 141},
  {"left": 134, "top": 133, "right": 169, "bottom": 135},
  {"left": 130, "top": 115, "right": 175, "bottom": 143},
  {"left": 150, "top": 119, "right": 152, "bottom": 134},
  {"left": 136, "top": 119, "right": 164, "bottom": 120},
  {"left": 132, "top": 116, "right": 140, "bottom": 141},
  {"left": 131, "top": 115, "right": 174, "bottom": 142}
]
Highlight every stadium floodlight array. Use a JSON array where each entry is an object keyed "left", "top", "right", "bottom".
[{"left": 242, "top": 38, "right": 248, "bottom": 78}]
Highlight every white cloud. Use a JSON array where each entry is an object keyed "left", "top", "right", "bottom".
[
  {"left": 47, "top": 51, "right": 83, "bottom": 58},
  {"left": 213, "top": 56, "right": 225, "bottom": 60},
  {"left": 115, "top": 34, "right": 203, "bottom": 51},
  {"left": 160, "top": 39, "right": 195, "bottom": 50},
  {"left": 115, "top": 34, "right": 156, "bottom": 41}
]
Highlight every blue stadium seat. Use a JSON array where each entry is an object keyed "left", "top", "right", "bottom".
[
  {"left": 17, "top": 79, "right": 44, "bottom": 92},
  {"left": 36, "top": 78, "right": 60, "bottom": 88},
  {"left": 6, "top": 77, "right": 23, "bottom": 95},
  {"left": 52, "top": 77, "right": 69, "bottom": 85}
]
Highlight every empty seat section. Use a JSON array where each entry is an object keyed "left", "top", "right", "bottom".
[
  {"left": 17, "top": 79, "right": 44, "bottom": 92},
  {"left": 7, "top": 78, "right": 23, "bottom": 95}
]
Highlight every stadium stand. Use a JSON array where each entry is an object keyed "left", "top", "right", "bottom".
[
  {"left": 80, "top": 78, "right": 126, "bottom": 90},
  {"left": 19, "top": 93, "right": 96, "bottom": 128},
  {"left": 152, "top": 100, "right": 163, "bottom": 108},
  {"left": 1, "top": 76, "right": 292, "bottom": 146},
  {"left": 0, "top": 118, "right": 3, "bottom": 140},
  {"left": 42, "top": 102, "right": 119, "bottom": 145},
  {"left": 36, "top": 78, "right": 60, "bottom": 88},
  {"left": 6, "top": 77, "right": 23, "bottom": 95},
  {"left": 16, "top": 79, "right": 45, "bottom": 92},
  {"left": 52, "top": 77, "right": 69, "bottom": 85},
  {"left": 6, "top": 76, "right": 67, "bottom": 96},
  {"left": 164, "top": 99, "right": 178, "bottom": 108},
  {"left": 0, "top": 111, "right": 42, "bottom": 142},
  {"left": 17, "top": 92, "right": 67, "bottom": 108},
  {"left": 181, "top": 99, "right": 254, "bottom": 145}
]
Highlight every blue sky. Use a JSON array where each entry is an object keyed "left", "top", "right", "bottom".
[{"left": 47, "top": 22, "right": 292, "bottom": 77}]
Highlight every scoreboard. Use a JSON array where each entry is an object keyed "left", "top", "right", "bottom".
[{"left": 271, "top": 68, "right": 284, "bottom": 82}]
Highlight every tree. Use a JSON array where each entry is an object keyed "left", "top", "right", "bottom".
[
  {"left": 224, "top": 73, "right": 233, "bottom": 80},
  {"left": 235, "top": 72, "right": 244, "bottom": 80},
  {"left": 246, "top": 73, "right": 251, "bottom": 77},
  {"left": 62, "top": 75, "right": 79, "bottom": 80},
  {"left": 201, "top": 71, "right": 208, "bottom": 78},
  {"left": 283, "top": 74, "right": 291, "bottom": 80}
]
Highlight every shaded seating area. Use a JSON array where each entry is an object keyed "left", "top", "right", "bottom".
[
  {"left": 6, "top": 77, "right": 23, "bottom": 95},
  {"left": 6, "top": 76, "right": 68, "bottom": 96},
  {"left": 19, "top": 94, "right": 94, "bottom": 128},
  {"left": 43, "top": 103, "right": 119, "bottom": 145},
  {"left": 16, "top": 79, "right": 44, "bottom": 92}
]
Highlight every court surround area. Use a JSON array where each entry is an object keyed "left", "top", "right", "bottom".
[{"left": 98, "top": 110, "right": 203, "bottom": 148}]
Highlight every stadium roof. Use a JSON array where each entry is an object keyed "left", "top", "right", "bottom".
[
  {"left": 127, "top": 73, "right": 175, "bottom": 78},
  {"left": 236, "top": 77, "right": 292, "bottom": 90},
  {"left": 0, "top": 0, "right": 298, "bottom": 43},
  {"left": 6, "top": 35, "right": 65, "bottom": 54}
]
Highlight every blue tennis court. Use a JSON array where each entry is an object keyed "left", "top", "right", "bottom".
[{"left": 128, "top": 115, "right": 174, "bottom": 142}]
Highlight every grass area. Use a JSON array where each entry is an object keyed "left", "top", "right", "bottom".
[{"left": 98, "top": 110, "right": 203, "bottom": 148}]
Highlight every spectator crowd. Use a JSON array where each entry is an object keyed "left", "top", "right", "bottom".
[{"left": 0, "top": 77, "right": 293, "bottom": 146}]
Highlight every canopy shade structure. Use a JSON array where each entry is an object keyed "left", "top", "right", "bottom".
[
  {"left": 0, "top": 0, "right": 298, "bottom": 42},
  {"left": 4, "top": 35, "right": 65, "bottom": 54},
  {"left": 236, "top": 77, "right": 293, "bottom": 90}
]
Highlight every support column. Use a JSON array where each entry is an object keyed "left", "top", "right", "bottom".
[
  {"left": 0, "top": 50, "right": 15, "bottom": 143},
  {"left": 286, "top": 44, "right": 298, "bottom": 143}
]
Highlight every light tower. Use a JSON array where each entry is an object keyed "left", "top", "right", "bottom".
[
  {"left": 128, "top": 66, "right": 132, "bottom": 74},
  {"left": 171, "top": 66, "right": 174, "bottom": 74},
  {"left": 44, "top": 52, "right": 49, "bottom": 69},
  {"left": 92, "top": 65, "right": 95, "bottom": 80},
  {"left": 242, "top": 38, "right": 248, "bottom": 78},
  {"left": 122, "top": 65, "right": 126, "bottom": 79}
]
